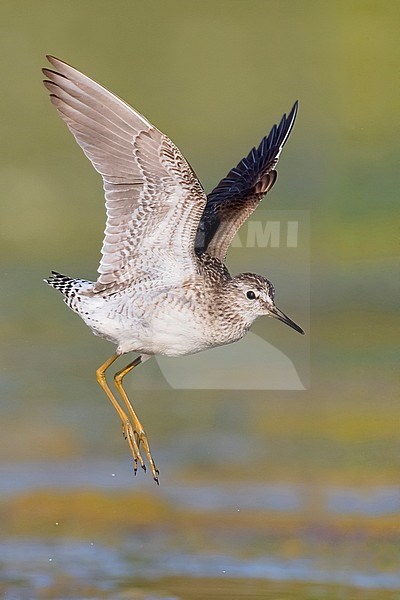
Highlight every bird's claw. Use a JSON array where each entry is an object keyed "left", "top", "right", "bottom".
[{"left": 122, "top": 420, "right": 159, "bottom": 483}]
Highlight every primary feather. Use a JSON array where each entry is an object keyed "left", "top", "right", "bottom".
[
  {"left": 195, "top": 101, "right": 298, "bottom": 260},
  {"left": 43, "top": 56, "right": 207, "bottom": 294}
]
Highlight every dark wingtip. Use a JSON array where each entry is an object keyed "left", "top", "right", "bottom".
[
  {"left": 278, "top": 100, "right": 298, "bottom": 147},
  {"left": 45, "top": 55, "right": 58, "bottom": 69},
  {"left": 288, "top": 100, "right": 298, "bottom": 125},
  {"left": 45, "top": 56, "right": 71, "bottom": 75}
]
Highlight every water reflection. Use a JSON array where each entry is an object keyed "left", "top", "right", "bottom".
[
  {"left": 0, "top": 459, "right": 399, "bottom": 599},
  {"left": 1, "top": 460, "right": 399, "bottom": 516},
  {"left": 2, "top": 536, "right": 400, "bottom": 600}
]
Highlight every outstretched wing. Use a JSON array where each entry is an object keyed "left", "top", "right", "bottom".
[
  {"left": 195, "top": 102, "right": 298, "bottom": 260},
  {"left": 43, "top": 56, "right": 207, "bottom": 293}
]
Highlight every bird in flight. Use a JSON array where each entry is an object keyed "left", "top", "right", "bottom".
[{"left": 43, "top": 56, "right": 304, "bottom": 483}]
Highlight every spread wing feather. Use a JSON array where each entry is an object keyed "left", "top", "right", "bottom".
[
  {"left": 195, "top": 102, "right": 298, "bottom": 260},
  {"left": 43, "top": 56, "right": 207, "bottom": 293}
]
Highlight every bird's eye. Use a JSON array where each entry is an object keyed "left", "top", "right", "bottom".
[{"left": 246, "top": 290, "right": 257, "bottom": 300}]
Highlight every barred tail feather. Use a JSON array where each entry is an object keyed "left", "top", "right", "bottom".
[{"left": 45, "top": 271, "right": 92, "bottom": 309}]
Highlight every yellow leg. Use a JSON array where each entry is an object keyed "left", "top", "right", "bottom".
[
  {"left": 96, "top": 352, "right": 145, "bottom": 474},
  {"left": 114, "top": 356, "right": 159, "bottom": 484}
]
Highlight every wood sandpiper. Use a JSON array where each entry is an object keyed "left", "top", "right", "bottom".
[{"left": 43, "top": 56, "right": 304, "bottom": 483}]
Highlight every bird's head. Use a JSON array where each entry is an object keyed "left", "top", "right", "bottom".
[{"left": 225, "top": 273, "right": 304, "bottom": 334}]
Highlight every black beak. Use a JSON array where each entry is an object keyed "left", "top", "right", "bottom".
[{"left": 269, "top": 305, "right": 305, "bottom": 335}]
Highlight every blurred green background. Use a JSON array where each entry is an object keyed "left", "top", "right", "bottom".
[{"left": 0, "top": 1, "right": 398, "bottom": 599}]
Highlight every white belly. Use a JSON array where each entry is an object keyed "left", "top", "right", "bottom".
[
  {"left": 78, "top": 293, "right": 214, "bottom": 357},
  {"left": 131, "top": 308, "right": 212, "bottom": 356}
]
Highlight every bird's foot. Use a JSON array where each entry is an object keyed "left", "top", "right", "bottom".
[
  {"left": 122, "top": 421, "right": 146, "bottom": 473},
  {"left": 122, "top": 421, "right": 159, "bottom": 484}
]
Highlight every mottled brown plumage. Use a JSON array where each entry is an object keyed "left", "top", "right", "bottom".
[{"left": 44, "top": 56, "right": 303, "bottom": 482}]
